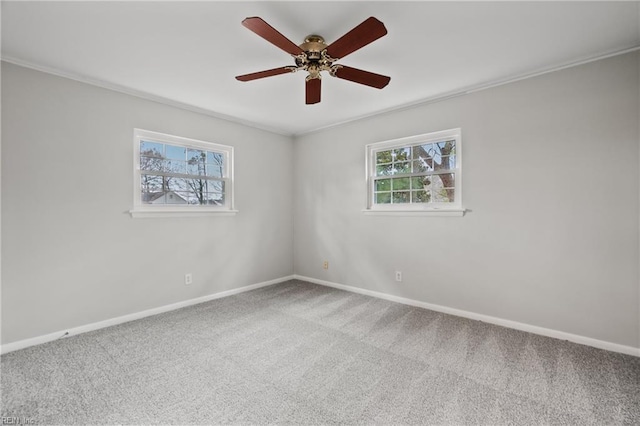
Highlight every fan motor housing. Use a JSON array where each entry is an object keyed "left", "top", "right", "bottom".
[{"left": 299, "top": 35, "right": 327, "bottom": 61}]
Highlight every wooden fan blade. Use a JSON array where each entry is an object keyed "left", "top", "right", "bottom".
[
  {"left": 306, "top": 78, "right": 321, "bottom": 104},
  {"left": 332, "top": 66, "right": 390, "bottom": 89},
  {"left": 236, "top": 67, "right": 296, "bottom": 82},
  {"left": 325, "top": 17, "right": 387, "bottom": 60},
  {"left": 242, "top": 17, "right": 304, "bottom": 56}
]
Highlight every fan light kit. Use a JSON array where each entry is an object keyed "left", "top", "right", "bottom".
[{"left": 236, "top": 16, "right": 391, "bottom": 104}]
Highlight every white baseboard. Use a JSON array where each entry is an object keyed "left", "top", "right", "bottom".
[
  {"left": 1, "top": 275, "right": 295, "bottom": 355},
  {"left": 5, "top": 274, "right": 638, "bottom": 358},
  {"left": 293, "top": 275, "right": 640, "bottom": 357}
]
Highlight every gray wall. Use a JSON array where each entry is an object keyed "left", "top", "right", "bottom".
[
  {"left": 293, "top": 52, "right": 640, "bottom": 348},
  {"left": 1, "top": 62, "right": 294, "bottom": 344},
  {"left": 3, "top": 52, "right": 639, "bottom": 350}
]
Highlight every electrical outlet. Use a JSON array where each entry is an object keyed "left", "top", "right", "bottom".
[
  {"left": 395, "top": 271, "right": 402, "bottom": 282},
  {"left": 323, "top": 260, "right": 329, "bottom": 270},
  {"left": 185, "top": 273, "right": 193, "bottom": 285}
]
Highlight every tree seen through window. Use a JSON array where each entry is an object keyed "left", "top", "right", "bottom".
[
  {"left": 374, "top": 140, "right": 456, "bottom": 204},
  {"left": 140, "top": 140, "right": 225, "bottom": 205}
]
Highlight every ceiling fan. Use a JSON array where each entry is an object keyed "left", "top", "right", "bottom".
[{"left": 235, "top": 16, "right": 391, "bottom": 104}]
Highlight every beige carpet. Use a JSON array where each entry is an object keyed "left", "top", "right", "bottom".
[{"left": 2, "top": 279, "right": 639, "bottom": 424}]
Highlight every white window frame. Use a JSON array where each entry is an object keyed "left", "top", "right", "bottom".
[
  {"left": 130, "top": 129, "right": 237, "bottom": 218},
  {"left": 364, "top": 128, "right": 465, "bottom": 216}
]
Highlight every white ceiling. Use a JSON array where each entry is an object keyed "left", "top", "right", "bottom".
[{"left": 2, "top": 1, "right": 639, "bottom": 135}]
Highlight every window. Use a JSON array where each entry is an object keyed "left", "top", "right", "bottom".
[
  {"left": 365, "top": 128, "right": 464, "bottom": 215},
  {"left": 131, "top": 129, "right": 236, "bottom": 217}
]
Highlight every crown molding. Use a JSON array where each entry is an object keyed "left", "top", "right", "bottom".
[
  {"left": 0, "top": 56, "right": 291, "bottom": 137},
  {"left": 3, "top": 44, "right": 639, "bottom": 138},
  {"left": 293, "top": 45, "right": 640, "bottom": 138}
]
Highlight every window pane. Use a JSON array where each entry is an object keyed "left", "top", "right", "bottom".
[
  {"left": 392, "top": 191, "right": 410, "bottom": 203},
  {"left": 141, "top": 173, "right": 167, "bottom": 204},
  {"left": 206, "top": 164, "right": 223, "bottom": 178},
  {"left": 164, "top": 191, "right": 188, "bottom": 204},
  {"left": 187, "top": 149, "right": 206, "bottom": 175},
  {"left": 168, "top": 192, "right": 189, "bottom": 205},
  {"left": 196, "top": 195, "right": 208, "bottom": 205},
  {"left": 441, "top": 155, "right": 456, "bottom": 170},
  {"left": 184, "top": 178, "right": 207, "bottom": 194},
  {"left": 375, "top": 192, "right": 391, "bottom": 204},
  {"left": 433, "top": 152, "right": 442, "bottom": 166},
  {"left": 140, "top": 141, "right": 163, "bottom": 158},
  {"left": 411, "top": 177, "right": 427, "bottom": 190},
  {"left": 180, "top": 179, "right": 224, "bottom": 199},
  {"left": 376, "top": 179, "right": 391, "bottom": 192},
  {"left": 433, "top": 140, "right": 455, "bottom": 165},
  {"left": 141, "top": 174, "right": 164, "bottom": 192},
  {"left": 185, "top": 192, "right": 200, "bottom": 205},
  {"left": 188, "top": 149, "right": 206, "bottom": 162},
  {"left": 433, "top": 188, "right": 455, "bottom": 203},
  {"left": 167, "top": 178, "right": 188, "bottom": 192},
  {"left": 437, "top": 140, "right": 455, "bottom": 154},
  {"left": 142, "top": 191, "right": 165, "bottom": 204},
  {"left": 412, "top": 190, "right": 431, "bottom": 203},
  {"left": 207, "top": 151, "right": 224, "bottom": 165},
  {"left": 376, "top": 164, "right": 393, "bottom": 176},
  {"left": 165, "top": 144, "right": 186, "bottom": 160},
  {"left": 166, "top": 159, "right": 186, "bottom": 174},
  {"left": 413, "top": 143, "right": 434, "bottom": 159},
  {"left": 188, "top": 149, "right": 203, "bottom": 161},
  {"left": 376, "top": 150, "right": 392, "bottom": 164},
  {"left": 393, "top": 161, "right": 411, "bottom": 174},
  {"left": 392, "top": 177, "right": 410, "bottom": 190},
  {"left": 205, "top": 193, "right": 223, "bottom": 205},
  {"left": 207, "top": 180, "right": 224, "bottom": 193},
  {"left": 432, "top": 173, "right": 455, "bottom": 189},
  {"left": 182, "top": 191, "right": 222, "bottom": 206},
  {"left": 140, "top": 156, "right": 165, "bottom": 172},
  {"left": 413, "top": 158, "right": 433, "bottom": 172},
  {"left": 187, "top": 162, "right": 206, "bottom": 176},
  {"left": 393, "top": 147, "right": 411, "bottom": 161}
]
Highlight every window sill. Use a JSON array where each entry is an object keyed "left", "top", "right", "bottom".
[
  {"left": 362, "top": 208, "right": 466, "bottom": 217},
  {"left": 129, "top": 208, "right": 239, "bottom": 218}
]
